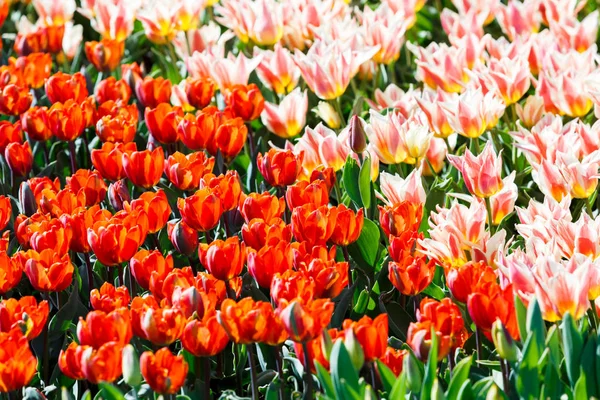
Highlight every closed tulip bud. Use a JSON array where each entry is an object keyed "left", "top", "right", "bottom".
[
  {"left": 343, "top": 330, "right": 365, "bottom": 372},
  {"left": 491, "top": 320, "right": 518, "bottom": 363},
  {"left": 177, "top": 187, "right": 222, "bottom": 232},
  {"left": 315, "top": 101, "right": 341, "bottom": 129},
  {"left": 19, "top": 182, "right": 37, "bottom": 217},
  {"left": 431, "top": 378, "right": 446, "bottom": 400},
  {"left": 486, "top": 383, "right": 507, "bottom": 400},
  {"left": 108, "top": 180, "right": 130, "bottom": 211},
  {"left": 5, "top": 142, "right": 32, "bottom": 177},
  {"left": 122, "top": 344, "right": 142, "bottom": 387},
  {"left": 404, "top": 352, "right": 423, "bottom": 393},
  {"left": 278, "top": 299, "right": 335, "bottom": 343},
  {"left": 349, "top": 115, "right": 367, "bottom": 153},
  {"left": 167, "top": 220, "right": 198, "bottom": 255}
]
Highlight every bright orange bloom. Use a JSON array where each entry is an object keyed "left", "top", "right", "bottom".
[
  {"left": 343, "top": 314, "right": 388, "bottom": 361},
  {"left": 130, "top": 250, "right": 174, "bottom": 295},
  {"left": 135, "top": 76, "right": 172, "bottom": 109},
  {"left": 257, "top": 149, "right": 302, "bottom": 187},
  {"left": 24, "top": 176, "right": 60, "bottom": 206},
  {"left": 145, "top": 103, "right": 183, "bottom": 144},
  {"left": 85, "top": 39, "right": 125, "bottom": 72},
  {"left": 389, "top": 256, "right": 436, "bottom": 296},
  {"left": 66, "top": 169, "right": 108, "bottom": 207},
  {"left": 198, "top": 237, "right": 246, "bottom": 281},
  {"left": 271, "top": 270, "right": 316, "bottom": 306},
  {"left": 169, "top": 285, "right": 219, "bottom": 320},
  {"left": 131, "top": 295, "right": 185, "bottom": 346},
  {"left": 167, "top": 220, "right": 199, "bottom": 255},
  {"left": 182, "top": 315, "right": 230, "bottom": 357},
  {"left": 225, "top": 83, "right": 265, "bottom": 121},
  {"left": 278, "top": 299, "right": 335, "bottom": 343},
  {"left": 47, "top": 100, "right": 86, "bottom": 142},
  {"left": 95, "top": 101, "right": 138, "bottom": 143},
  {"left": 60, "top": 205, "right": 111, "bottom": 253},
  {"left": 39, "top": 187, "right": 86, "bottom": 218},
  {"left": 29, "top": 218, "right": 72, "bottom": 254},
  {"left": 330, "top": 205, "right": 364, "bottom": 246},
  {"left": 407, "top": 298, "right": 468, "bottom": 361},
  {"left": 15, "top": 213, "right": 51, "bottom": 247},
  {"left": 21, "top": 106, "right": 52, "bottom": 141},
  {"left": 90, "top": 283, "right": 131, "bottom": 313},
  {"left": 0, "top": 251, "right": 22, "bottom": 295},
  {"left": 247, "top": 242, "right": 293, "bottom": 288},
  {"left": 0, "top": 195, "right": 12, "bottom": 232},
  {"left": 185, "top": 77, "right": 215, "bottom": 109},
  {"left": 0, "top": 296, "right": 49, "bottom": 340},
  {"left": 91, "top": 142, "right": 137, "bottom": 181},
  {"left": 177, "top": 187, "right": 222, "bottom": 232},
  {"left": 126, "top": 189, "right": 171, "bottom": 233},
  {"left": 178, "top": 111, "right": 214, "bottom": 151},
  {"left": 0, "top": 329, "right": 37, "bottom": 392},
  {"left": 297, "top": 258, "right": 348, "bottom": 299},
  {"left": 20, "top": 249, "right": 74, "bottom": 292},
  {"left": 5, "top": 141, "right": 32, "bottom": 177},
  {"left": 467, "top": 282, "right": 519, "bottom": 342},
  {"left": 291, "top": 204, "right": 338, "bottom": 246},
  {"left": 87, "top": 215, "right": 147, "bottom": 266},
  {"left": 294, "top": 329, "right": 345, "bottom": 372},
  {"left": 9, "top": 53, "right": 52, "bottom": 89},
  {"left": 0, "top": 84, "right": 33, "bottom": 115},
  {"left": 446, "top": 261, "right": 497, "bottom": 304},
  {"left": 140, "top": 348, "right": 188, "bottom": 395},
  {"left": 219, "top": 298, "right": 287, "bottom": 345},
  {"left": 77, "top": 308, "right": 132, "bottom": 349},
  {"left": 80, "top": 97, "right": 97, "bottom": 129},
  {"left": 201, "top": 171, "right": 243, "bottom": 211},
  {"left": 239, "top": 192, "right": 286, "bottom": 223},
  {"left": 381, "top": 347, "right": 407, "bottom": 376},
  {"left": 378, "top": 201, "right": 423, "bottom": 237},
  {"left": 58, "top": 342, "right": 86, "bottom": 380},
  {"left": 79, "top": 342, "right": 124, "bottom": 384},
  {"left": 164, "top": 151, "right": 214, "bottom": 191},
  {"left": 0, "top": 120, "right": 23, "bottom": 153},
  {"left": 45, "top": 72, "right": 88, "bottom": 104},
  {"left": 388, "top": 231, "right": 423, "bottom": 262},
  {"left": 95, "top": 77, "right": 131, "bottom": 104},
  {"left": 0, "top": 232, "right": 7, "bottom": 252},
  {"left": 292, "top": 242, "right": 337, "bottom": 269},
  {"left": 122, "top": 147, "right": 165, "bottom": 188},
  {"left": 213, "top": 116, "right": 248, "bottom": 160},
  {"left": 242, "top": 218, "right": 292, "bottom": 250}
]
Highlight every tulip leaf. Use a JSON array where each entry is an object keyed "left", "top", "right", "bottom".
[
  {"left": 380, "top": 300, "right": 413, "bottom": 341},
  {"left": 540, "top": 361, "right": 562, "bottom": 400},
  {"left": 581, "top": 336, "right": 598, "bottom": 398},
  {"left": 376, "top": 360, "right": 397, "bottom": 394},
  {"left": 97, "top": 383, "right": 125, "bottom": 400},
  {"left": 516, "top": 333, "right": 541, "bottom": 399},
  {"left": 574, "top": 368, "right": 588, "bottom": 400},
  {"left": 331, "top": 339, "right": 360, "bottom": 399},
  {"left": 342, "top": 156, "right": 362, "bottom": 207},
  {"left": 315, "top": 361, "right": 335, "bottom": 399},
  {"left": 420, "top": 327, "right": 438, "bottom": 400},
  {"left": 561, "top": 312, "right": 583, "bottom": 386},
  {"left": 331, "top": 285, "right": 355, "bottom": 328},
  {"left": 526, "top": 300, "right": 545, "bottom": 350},
  {"left": 48, "top": 280, "right": 87, "bottom": 341},
  {"left": 347, "top": 218, "right": 380, "bottom": 269},
  {"left": 455, "top": 380, "right": 474, "bottom": 400},
  {"left": 446, "top": 356, "right": 473, "bottom": 399},
  {"left": 358, "top": 157, "right": 371, "bottom": 210},
  {"left": 389, "top": 370, "right": 408, "bottom": 400},
  {"left": 422, "top": 282, "right": 445, "bottom": 301},
  {"left": 514, "top": 295, "right": 528, "bottom": 343}
]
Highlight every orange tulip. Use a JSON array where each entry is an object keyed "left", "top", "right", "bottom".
[
  {"left": 167, "top": 220, "right": 199, "bottom": 255},
  {"left": 285, "top": 179, "right": 330, "bottom": 209},
  {"left": 0, "top": 120, "right": 23, "bottom": 153},
  {"left": 214, "top": 116, "right": 248, "bottom": 160},
  {"left": 126, "top": 189, "right": 171, "bottom": 233},
  {"left": 467, "top": 281, "right": 519, "bottom": 341},
  {"left": 201, "top": 171, "right": 243, "bottom": 211},
  {"left": 225, "top": 83, "right": 265, "bottom": 121},
  {"left": 219, "top": 298, "right": 287, "bottom": 345},
  {"left": 140, "top": 348, "right": 188, "bottom": 395},
  {"left": 15, "top": 212, "right": 51, "bottom": 248},
  {"left": 242, "top": 217, "right": 292, "bottom": 250},
  {"left": 294, "top": 329, "right": 345, "bottom": 372},
  {"left": 135, "top": 76, "right": 172, "bottom": 109},
  {"left": 85, "top": 39, "right": 125, "bottom": 72},
  {"left": 389, "top": 256, "right": 436, "bottom": 296},
  {"left": 178, "top": 111, "right": 214, "bottom": 151},
  {"left": 0, "top": 296, "right": 49, "bottom": 340},
  {"left": 310, "top": 167, "right": 336, "bottom": 192},
  {"left": 388, "top": 230, "right": 423, "bottom": 263},
  {"left": 95, "top": 77, "right": 131, "bottom": 104},
  {"left": 185, "top": 77, "right": 215, "bottom": 109},
  {"left": 330, "top": 205, "right": 364, "bottom": 246},
  {"left": 239, "top": 192, "right": 286, "bottom": 223},
  {"left": 381, "top": 347, "right": 407, "bottom": 376},
  {"left": 60, "top": 205, "right": 111, "bottom": 253},
  {"left": 169, "top": 285, "right": 219, "bottom": 320},
  {"left": 29, "top": 218, "right": 72, "bottom": 254},
  {"left": 77, "top": 308, "right": 132, "bottom": 349},
  {"left": 145, "top": 103, "right": 184, "bottom": 144},
  {"left": 24, "top": 176, "right": 60, "bottom": 206},
  {"left": 270, "top": 270, "right": 316, "bottom": 306},
  {"left": 198, "top": 237, "right": 246, "bottom": 281},
  {"left": 47, "top": 100, "right": 86, "bottom": 142},
  {"left": 87, "top": 217, "right": 147, "bottom": 267},
  {"left": 177, "top": 187, "right": 222, "bottom": 232},
  {"left": 378, "top": 201, "right": 423, "bottom": 237},
  {"left": 130, "top": 249, "right": 174, "bottom": 295},
  {"left": 39, "top": 187, "right": 87, "bottom": 217},
  {"left": 0, "top": 231, "right": 7, "bottom": 252},
  {"left": 122, "top": 147, "right": 165, "bottom": 188},
  {"left": 182, "top": 315, "right": 230, "bottom": 357},
  {"left": 80, "top": 96, "right": 97, "bottom": 128},
  {"left": 5, "top": 141, "right": 32, "bottom": 177},
  {"left": 164, "top": 151, "right": 214, "bottom": 191},
  {"left": 0, "top": 84, "right": 32, "bottom": 115},
  {"left": 9, "top": 53, "right": 52, "bottom": 89},
  {"left": 0, "top": 329, "right": 37, "bottom": 392},
  {"left": 79, "top": 342, "right": 124, "bottom": 384},
  {"left": 131, "top": 296, "right": 185, "bottom": 346},
  {"left": 343, "top": 314, "right": 388, "bottom": 361},
  {"left": 0, "top": 251, "right": 22, "bottom": 294},
  {"left": 446, "top": 261, "right": 497, "bottom": 304},
  {"left": 66, "top": 169, "right": 108, "bottom": 207},
  {"left": 291, "top": 204, "right": 338, "bottom": 246},
  {"left": 247, "top": 242, "right": 293, "bottom": 288},
  {"left": 95, "top": 101, "right": 138, "bottom": 143},
  {"left": 257, "top": 148, "right": 303, "bottom": 187},
  {"left": 278, "top": 299, "right": 334, "bottom": 343},
  {"left": 21, "top": 106, "right": 52, "bottom": 141},
  {"left": 0, "top": 195, "right": 11, "bottom": 231},
  {"left": 298, "top": 258, "right": 348, "bottom": 299},
  {"left": 90, "top": 283, "right": 131, "bottom": 313},
  {"left": 91, "top": 142, "right": 137, "bottom": 181},
  {"left": 45, "top": 72, "right": 88, "bottom": 104},
  {"left": 58, "top": 342, "right": 86, "bottom": 381},
  {"left": 20, "top": 249, "right": 74, "bottom": 292}
]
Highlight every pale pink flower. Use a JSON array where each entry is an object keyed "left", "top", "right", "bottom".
[
  {"left": 255, "top": 45, "right": 301, "bottom": 95},
  {"left": 539, "top": 0, "right": 587, "bottom": 25},
  {"left": 137, "top": 0, "right": 179, "bottom": 44},
  {"left": 415, "top": 89, "right": 456, "bottom": 138},
  {"left": 441, "top": 8, "right": 486, "bottom": 42},
  {"left": 549, "top": 11, "right": 599, "bottom": 53},
  {"left": 261, "top": 89, "right": 308, "bottom": 139},
  {"left": 85, "top": 0, "right": 136, "bottom": 41},
  {"left": 536, "top": 69, "right": 594, "bottom": 117},
  {"left": 476, "top": 56, "right": 531, "bottom": 105},
  {"left": 210, "top": 53, "right": 263, "bottom": 91},
  {"left": 358, "top": 4, "right": 409, "bottom": 65},
  {"left": 186, "top": 51, "right": 217, "bottom": 80},
  {"left": 381, "top": 0, "right": 422, "bottom": 27},
  {"left": 422, "top": 137, "right": 448, "bottom": 176},
  {"left": 515, "top": 95, "right": 546, "bottom": 128},
  {"left": 292, "top": 123, "right": 352, "bottom": 176},
  {"left": 62, "top": 22, "right": 83, "bottom": 59},
  {"left": 215, "top": 0, "right": 284, "bottom": 46},
  {"left": 367, "top": 84, "right": 421, "bottom": 117},
  {"left": 174, "top": 23, "right": 234, "bottom": 59},
  {"left": 451, "top": 0, "right": 499, "bottom": 25},
  {"left": 377, "top": 168, "right": 426, "bottom": 207},
  {"left": 407, "top": 42, "right": 470, "bottom": 93},
  {"left": 448, "top": 141, "right": 504, "bottom": 198},
  {"left": 440, "top": 87, "right": 505, "bottom": 138},
  {"left": 365, "top": 110, "right": 409, "bottom": 165},
  {"left": 33, "top": 0, "right": 76, "bottom": 26},
  {"left": 496, "top": 0, "right": 542, "bottom": 41},
  {"left": 489, "top": 172, "right": 518, "bottom": 225}
]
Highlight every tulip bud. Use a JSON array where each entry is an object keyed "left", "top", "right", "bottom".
[
  {"left": 492, "top": 320, "right": 518, "bottom": 363},
  {"left": 486, "top": 383, "right": 507, "bottom": 400},
  {"left": 122, "top": 344, "right": 142, "bottom": 387},
  {"left": 320, "top": 329, "right": 334, "bottom": 362},
  {"left": 315, "top": 101, "right": 341, "bottom": 129},
  {"left": 167, "top": 219, "right": 199, "bottom": 255},
  {"left": 431, "top": 378, "right": 447, "bottom": 400},
  {"left": 403, "top": 352, "right": 423, "bottom": 393},
  {"left": 108, "top": 180, "right": 130, "bottom": 211},
  {"left": 349, "top": 115, "right": 367, "bottom": 153},
  {"left": 343, "top": 329, "right": 365, "bottom": 372},
  {"left": 19, "top": 181, "right": 37, "bottom": 216}
]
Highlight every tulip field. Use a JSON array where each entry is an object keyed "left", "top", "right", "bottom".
[{"left": 2, "top": 0, "right": 600, "bottom": 398}]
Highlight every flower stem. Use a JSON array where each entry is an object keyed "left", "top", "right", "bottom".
[
  {"left": 247, "top": 344, "right": 259, "bottom": 400},
  {"left": 69, "top": 140, "right": 77, "bottom": 174},
  {"left": 301, "top": 341, "right": 314, "bottom": 400},
  {"left": 484, "top": 196, "right": 495, "bottom": 235},
  {"left": 275, "top": 345, "right": 286, "bottom": 400},
  {"left": 203, "top": 357, "right": 211, "bottom": 400}
]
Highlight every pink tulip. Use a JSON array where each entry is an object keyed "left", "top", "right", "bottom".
[
  {"left": 261, "top": 89, "right": 308, "bottom": 139},
  {"left": 422, "top": 137, "right": 448, "bottom": 176},
  {"left": 367, "top": 84, "right": 420, "bottom": 117},
  {"left": 480, "top": 56, "right": 531, "bottom": 105},
  {"left": 489, "top": 172, "right": 517, "bottom": 225},
  {"left": 441, "top": 8, "right": 486, "bottom": 42},
  {"left": 415, "top": 89, "right": 455, "bottom": 138},
  {"left": 378, "top": 168, "right": 426, "bottom": 207},
  {"left": 255, "top": 45, "right": 301, "bottom": 95},
  {"left": 33, "top": 0, "right": 76, "bottom": 26},
  {"left": 408, "top": 41, "right": 469, "bottom": 93},
  {"left": 448, "top": 141, "right": 504, "bottom": 198},
  {"left": 549, "top": 11, "right": 599, "bottom": 53},
  {"left": 215, "top": 0, "right": 284, "bottom": 46},
  {"left": 440, "top": 87, "right": 505, "bottom": 138},
  {"left": 358, "top": 5, "right": 409, "bottom": 65},
  {"left": 515, "top": 95, "right": 546, "bottom": 128},
  {"left": 365, "top": 110, "right": 409, "bottom": 165},
  {"left": 210, "top": 53, "right": 263, "bottom": 91},
  {"left": 496, "top": 0, "right": 542, "bottom": 41},
  {"left": 174, "top": 22, "right": 233, "bottom": 59}
]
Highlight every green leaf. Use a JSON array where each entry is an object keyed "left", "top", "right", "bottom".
[
  {"left": 347, "top": 218, "right": 380, "bottom": 269},
  {"left": 526, "top": 300, "right": 545, "bottom": 346},
  {"left": 352, "top": 289, "right": 369, "bottom": 315},
  {"left": 48, "top": 280, "right": 86, "bottom": 341},
  {"left": 561, "top": 312, "right": 583, "bottom": 386},
  {"left": 516, "top": 333, "right": 542, "bottom": 399},
  {"left": 514, "top": 295, "right": 528, "bottom": 342},
  {"left": 376, "top": 360, "right": 397, "bottom": 394},
  {"left": 331, "top": 339, "right": 360, "bottom": 400},
  {"left": 380, "top": 300, "right": 413, "bottom": 341},
  {"left": 455, "top": 380, "right": 474, "bottom": 400},
  {"left": 421, "top": 328, "right": 438, "bottom": 400},
  {"left": 540, "top": 360, "right": 562, "bottom": 400},
  {"left": 446, "top": 356, "right": 473, "bottom": 399},
  {"left": 422, "top": 282, "right": 445, "bottom": 301},
  {"left": 342, "top": 156, "right": 362, "bottom": 207},
  {"left": 573, "top": 368, "right": 587, "bottom": 400},
  {"left": 97, "top": 383, "right": 125, "bottom": 400},
  {"left": 580, "top": 335, "right": 597, "bottom": 398},
  {"left": 358, "top": 157, "right": 371, "bottom": 210},
  {"left": 389, "top": 373, "right": 408, "bottom": 400},
  {"left": 316, "top": 362, "right": 335, "bottom": 399}
]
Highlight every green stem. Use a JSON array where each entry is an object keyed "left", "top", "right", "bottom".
[
  {"left": 470, "top": 137, "right": 481, "bottom": 154},
  {"left": 301, "top": 342, "right": 314, "bottom": 400},
  {"left": 485, "top": 196, "right": 495, "bottom": 234},
  {"left": 247, "top": 344, "right": 259, "bottom": 400}
]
